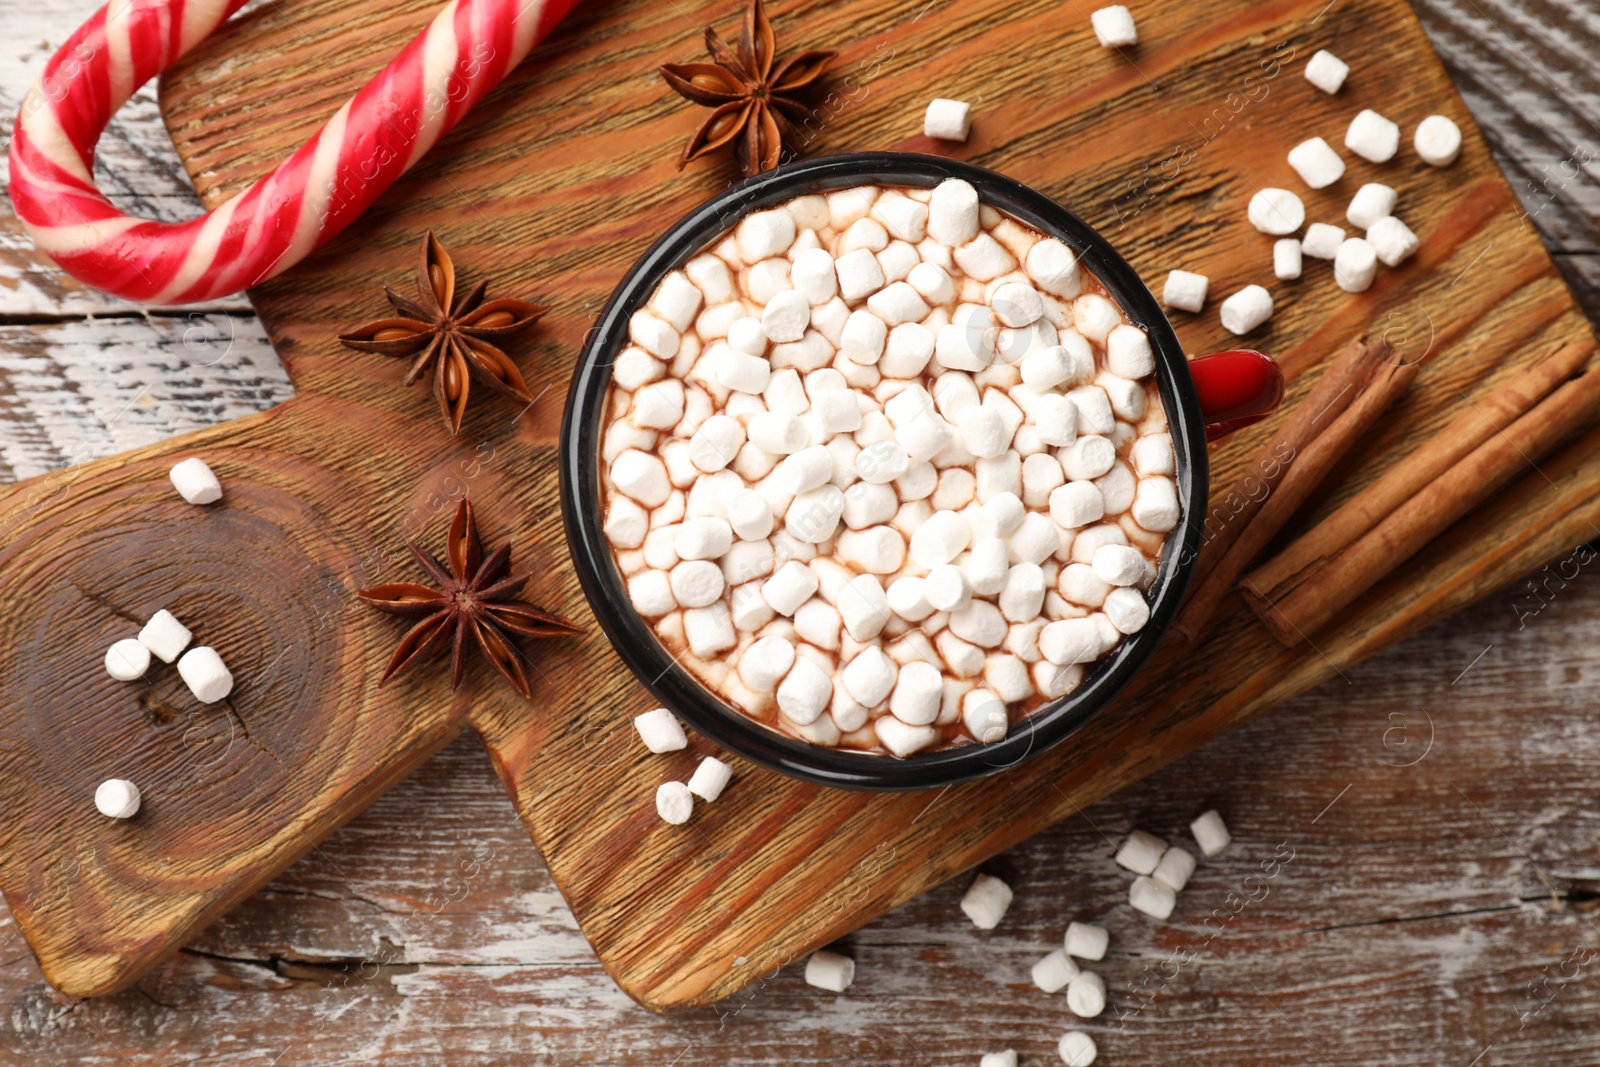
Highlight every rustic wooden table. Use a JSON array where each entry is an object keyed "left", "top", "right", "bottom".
[{"left": 2, "top": 1, "right": 1599, "bottom": 1063}]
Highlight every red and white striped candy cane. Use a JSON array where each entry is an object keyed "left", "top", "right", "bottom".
[{"left": 8, "top": 0, "right": 579, "bottom": 305}]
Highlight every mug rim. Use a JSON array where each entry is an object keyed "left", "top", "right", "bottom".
[{"left": 560, "top": 151, "right": 1209, "bottom": 791}]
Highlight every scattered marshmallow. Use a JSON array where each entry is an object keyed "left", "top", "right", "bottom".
[
  {"left": 1129, "top": 874, "right": 1176, "bottom": 919},
  {"left": 805, "top": 950, "right": 856, "bottom": 992},
  {"left": 1304, "top": 49, "right": 1348, "bottom": 95},
  {"left": 656, "top": 781, "right": 694, "bottom": 825},
  {"left": 1161, "top": 269, "right": 1208, "bottom": 312},
  {"left": 1032, "top": 948, "right": 1082, "bottom": 993},
  {"left": 1059, "top": 1031, "right": 1099, "bottom": 1066},
  {"left": 1368, "top": 215, "right": 1420, "bottom": 267},
  {"left": 981, "top": 1052, "right": 1019, "bottom": 1067},
  {"left": 635, "top": 707, "right": 688, "bottom": 753},
  {"left": 1064, "top": 921, "right": 1109, "bottom": 961},
  {"left": 104, "top": 638, "right": 150, "bottom": 681},
  {"left": 1346, "top": 108, "right": 1401, "bottom": 164},
  {"left": 1347, "top": 182, "right": 1397, "bottom": 229},
  {"left": 1333, "top": 237, "right": 1378, "bottom": 293},
  {"left": 687, "top": 756, "right": 734, "bottom": 802},
  {"left": 1114, "top": 829, "right": 1167, "bottom": 875},
  {"left": 177, "top": 646, "right": 233, "bottom": 704},
  {"left": 169, "top": 457, "right": 222, "bottom": 505},
  {"left": 960, "top": 872, "right": 1013, "bottom": 930},
  {"left": 138, "top": 609, "right": 191, "bottom": 664},
  {"left": 1415, "top": 114, "right": 1462, "bottom": 166},
  {"left": 1287, "top": 137, "right": 1345, "bottom": 190},
  {"left": 1247, "top": 188, "right": 1305, "bottom": 235},
  {"left": 1301, "top": 222, "right": 1345, "bottom": 260},
  {"left": 1151, "top": 845, "right": 1197, "bottom": 893},
  {"left": 1273, "top": 239, "right": 1302, "bottom": 281},
  {"left": 924, "top": 98, "right": 972, "bottom": 141},
  {"left": 1191, "top": 808, "right": 1232, "bottom": 856},
  {"left": 95, "top": 778, "right": 141, "bottom": 819},
  {"left": 1065, "top": 970, "right": 1106, "bottom": 1018},
  {"left": 1219, "top": 285, "right": 1273, "bottom": 335},
  {"left": 1090, "top": 5, "right": 1137, "bottom": 48}
]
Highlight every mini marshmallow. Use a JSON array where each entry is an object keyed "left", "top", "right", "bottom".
[
  {"left": 1059, "top": 1031, "right": 1099, "bottom": 1067},
  {"left": 963, "top": 688, "right": 1009, "bottom": 743},
  {"left": 839, "top": 574, "right": 892, "bottom": 640},
  {"left": 687, "top": 756, "right": 733, "bottom": 802},
  {"left": 1065, "top": 970, "right": 1106, "bottom": 1018},
  {"left": 635, "top": 707, "right": 688, "bottom": 753},
  {"left": 1115, "top": 829, "right": 1168, "bottom": 875},
  {"left": 1287, "top": 137, "right": 1345, "bottom": 190},
  {"left": 1050, "top": 481, "right": 1105, "bottom": 530},
  {"left": 1072, "top": 294, "right": 1122, "bottom": 345},
  {"left": 999, "top": 564, "right": 1046, "bottom": 623},
  {"left": 1346, "top": 108, "right": 1401, "bottom": 163},
  {"left": 1368, "top": 215, "right": 1420, "bottom": 267},
  {"left": 717, "top": 351, "right": 772, "bottom": 394},
  {"left": 924, "top": 97, "right": 972, "bottom": 141},
  {"left": 836, "top": 526, "right": 906, "bottom": 573},
  {"left": 762, "top": 291, "right": 811, "bottom": 343},
  {"left": 1132, "top": 475, "right": 1180, "bottom": 533},
  {"left": 1304, "top": 48, "right": 1348, "bottom": 95},
  {"left": 887, "top": 576, "right": 936, "bottom": 623},
  {"left": 907, "top": 261, "right": 956, "bottom": 306},
  {"left": 875, "top": 195, "right": 929, "bottom": 243},
  {"left": 656, "top": 781, "right": 694, "bottom": 825},
  {"left": 1065, "top": 921, "right": 1109, "bottom": 961},
  {"left": 1152, "top": 845, "right": 1197, "bottom": 892},
  {"left": 950, "top": 601, "right": 1007, "bottom": 648},
  {"left": 728, "top": 489, "right": 775, "bottom": 540},
  {"left": 1026, "top": 239, "right": 1081, "bottom": 299},
  {"left": 687, "top": 254, "right": 735, "bottom": 303},
  {"left": 1008, "top": 511, "right": 1061, "bottom": 565},
  {"left": 890, "top": 660, "right": 944, "bottom": 725},
  {"left": 836, "top": 248, "right": 886, "bottom": 303},
  {"left": 928, "top": 178, "right": 981, "bottom": 247},
  {"left": 671, "top": 560, "right": 726, "bottom": 607},
  {"left": 1131, "top": 435, "right": 1175, "bottom": 477},
  {"left": 169, "top": 457, "right": 222, "bottom": 505},
  {"left": 138, "top": 609, "right": 192, "bottom": 664},
  {"left": 104, "top": 638, "right": 151, "bottom": 681},
  {"left": 652, "top": 271, "right": 703, "bottom": 331},
  {"left": 974, "top": 493, "right": 1026, "bottom": 540},
  {"left": 1066, "top": 386, "right": 1114, "bottom": 436},
  {"left": 1034, "top": 394, "right": 1081, "bottom": 448},
  {"left": 857, "top": 440, "right": 911, "bottom": 485},
  {"left": 1093, "top": 544, "right": 1147, "bottom": 587},
  {"left": 1333, "top": 237, "right": 1378, "bottom": 293},
  {"left": 1415, "top": 114, "right": 1462, "bottom": 166},
  {"left": 936, "top": 321, "right": 996, "bottom": 373},
  {"left": 792, "top": 247, "right": 839, "bottom": 306},
  {"left": 804, "top": 950, "right": 855, "bottom": 992},
  {"left": 876, "top": 714, "right": 940, "bottom": 756},
  {"left": 727, "top": 316, "right": 768, "bottom": 357},
  {"left": 777, "top": 658, "right": 833, "bottom": 724},
  {"left": 1301, "top": 222, "right": 1345, "bottom": 260},
  {"left": 960, "top": 872, "right": 1013, "bottom": 930},
  {"left": 1162, "top": 269, "right": 1208, "bottom": 313},
  {"left": 1219, "top": 285, "right": 1273, "bottom": 336},
  {"left": 868, "top": 282, "right": 930, "bottom": 327},
  {"left": 95, "top": 778, "right": 140, "bottom": 819},
  {"left": 674, "top": 517, "right": 734, "bottom": 561},
  {"left": 1090, "top": 5, "right": 1137, "bottom": 47},
  {"left": 1062, "top": 435, "right": 1116, "bottom": 481},
  {"left": 1274, "top": 239, "right": 1302, "bottom": 281},
  {"left": 1347, "top": 182, "right": 1398, "bottom": 229},
  {"left": 739, "top": 636, "right": 796, "bottom": 692},
  {"left": 842, "top": 647, "right": 899, "bottom": 707},
  {"left": 611, "top": 450, "right": 672, "bottom": 507},
  {"left": 1032, "top": 948, "right": 1082, "bottom": 993},
  {"left": 957, "top": 406, "right": 1011, "bottom": 458},
  {"left": 749, "top": 413, "right": 809, "bottom": 455},
  {"left": 737, "top": 208, "right": 797, "bottom": 261},
  {"left": 779, "top": 447, "right": 834, "bottom": 495},
  {"left": 629, "top": 570, "right": 676, "bottom": 617},
  {"left": 924, "top": 564, "right": 974, "bottom": 613},
  {"left": 764, "top": 560, "right": 821, "bottom": 616},
  {"left": 1247, "top": 188, "right": 1305, "bottom": 235},
  {"left": 981, "top": 1052, "right": 1019, "bottom": 1067},
  {"left": 177, "top": 646, "right": 233, "bottom": 703},
  {"left": 1040, "top": 618, "right": 1102, "bottom": 665},
  {"left": 684, "top": 605, "right": 737, "bottom": 658},
  {"left": 1129, "top": 875, "right": 1177, "bottom": 920},
  {"left": 629, "top": 310, "right": 680, "bottom": 359},
  {"left": 1106, "top": 325, "right": 1155, "bottom": 379},
  {"left": 991, "top": 281, "right": 1044, "bottom": 328},
  {"left": 1020, "top": 346, "right": 1078, "bottom": 392},
  {"left": 1191, "top": 808, "right": 1232, "bottom": 856},
  {"left": 910, "top": 509, "right": 973, "bottom": 568},
  {"left": 965, "top": 537, "right": 1011, "bottom": 596}
]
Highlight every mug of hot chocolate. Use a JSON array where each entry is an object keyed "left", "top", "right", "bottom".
[{"left": 561, "top": 153, "right": 1281, "bottom": 790}]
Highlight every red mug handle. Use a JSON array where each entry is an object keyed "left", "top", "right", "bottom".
[{"left": 1188, "top": 350, "right": 1284, "bottom": 441}]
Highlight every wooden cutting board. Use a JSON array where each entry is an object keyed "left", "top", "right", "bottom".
[{"left": 1, "top": 0, "right": 1593, "bottom": 1010}]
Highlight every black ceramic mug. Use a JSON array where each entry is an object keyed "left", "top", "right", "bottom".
[{"left": 561, "top": 153, "right": 1282, "bottom": 791}]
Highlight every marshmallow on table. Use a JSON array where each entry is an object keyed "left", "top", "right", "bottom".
[
  {"left": 634, "top": 707, "right": 688, "bottom": 753},
  {"left": 804, "top": 950, "right": 856, "bottom": 992},
  {"left": 104, "top": 638, "right": 150, "bottom": 681},
  {"left": 1059, "top": 1032, "right": 1098, "bottom": 1067},
  {"left": 1152, "top": 845, "right": 1197, "bottom": 892},
  {"left": 1273, "top": 239, "right": 1303, "bottom": 281},
  {"left": 1346, "top": 108, "right": 1401, "bottom": 163},
  {"left": 1162, "top": 269, "right": 1208, "bottom": 312},
  {"left": 1064, "top": 921, "right": 1109, "bottom": 961},
  {"left": 1415, "top": 114, "right": 1462, "bottom": 166},
  {"left": 1301, "top": 222, "right": 1345, "bottom": 260},
  {"left": 1032, "top": 947, "right": 1081, "bottom": 993},
  {"left": 1220, "top": 285, "right": 1273, "bottom": 336},
  {"left": 1114, "top": 829, "right": 1167, "bottom": 874},
  {"left": 1347, "top": 182, "right": 1398, "bottom": 229},
  {"left": 1065, "top": 970, "right": 1106, "bottom": 1018},
  {"left": 1247, "top": 188, "right": 1304, "bottom": 235},
  {"left": 656, "top": 781, "right": 694, "bottom": 825},
  {"left": 923, "top": 97, "right": 972, "bottom": 141},
  {"left": 1090, "top": 5, "right": 1137, "bottom": 47},
  {"left": 1130, "top": 874, "right": 1177, "bottom": 919},
  {"left": 1333, "top": 237, "right": 1378, "bottom": 293},
  {"left": 1304, "top": 48, "right": 1348, "bottom": 94},
  {"left": 177, "top": 646, "right": 233, "bottom": 704},
  {"left": 960, "top": 872, "right": 1013, "bottom": 930},
  {"left": 1191, "top": 808, "right": 1232, "bottom": 856},
  {"left": 980, "top": 1052, "right": 1018, "bottom": 1067},
  {"left": 95, "top": 778, "right": 141, "bottom": 819},
  {"left": 138, "top": 609, "right": 191, "bottom": 664},
  {"left": 169, "top": 457, "right": 222, "bottom": 504},
  {"left": 1368, "top": 216, "right": 1420, "bottom": 267},
  {"left": 1287, "top": 137, "right": 1345, "bottom": 189}
]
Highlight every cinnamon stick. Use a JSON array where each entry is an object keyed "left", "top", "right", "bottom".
[
  {"left": 1173, "top": 337, "right": 1419, "bottom": 641},
  {"left": 1243, "top": 356, "right": 1600, "bottom": 644}
]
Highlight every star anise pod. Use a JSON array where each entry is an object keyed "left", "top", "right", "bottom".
[
  {"left": 659, "top": 0, "right": 836, "bottom": 178},
  {"left": 358, "top": 498, "right": 581, "bottom": 699},
  {"left": 338, "top": 232, "right": 547, "bottom": 434}
]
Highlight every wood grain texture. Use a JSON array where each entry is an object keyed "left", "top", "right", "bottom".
[{"left": 0, "top": 0, "right": 1598, "bottom": 1052}]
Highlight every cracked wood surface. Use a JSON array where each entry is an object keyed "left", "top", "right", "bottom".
[{"left": 2, "top": 0, "right": 1600, "bottom": 1062}]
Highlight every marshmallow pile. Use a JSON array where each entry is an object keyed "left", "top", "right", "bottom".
[
  {"left": 103, "top": 607, "right": 234, "bottom": 705},
  {"left": 634, "top": 706, "right": 734, "bottom": 825},
  {"left": 601, "top": 180, "right": 1179, "bottom": 756},
  {"left": 1115, "top": 808, "right": 1231, "bottom": 919}
]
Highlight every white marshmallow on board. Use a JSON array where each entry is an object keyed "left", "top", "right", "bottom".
[
  {"left": 1415, "top": 114, "right": 1462, "bottom": 166},
  {"left": 980, "top": 1052, "right": 1019, "bottom": 1067},
  {"left": 1333, "top": 237, "right": 1378, "bottom": 293},
  {"left": 1287, "top": 137, "right": 1345, "bottom": 189},
  {"left": 928, "top": 178, "right": 981, "bottom": 247},
  {"left": 1162, "top": 269, "right": 1208, "bottom": 312},
  {"left": 635, "top": 707, "right": 688, "bottom": 753},
  {"left": 1059, "top": 1031, "right": 1099, "bottom": 1067},
  {"left": 960, "top": 872, "right": 1013, "bottom": 930},
  {"left": 1220, "top": 285, "right": 1273, "bottom": 335},
  {"left": 1368, "top": 216, "right": 1420, "bottom": 267},
  {"left": 1247, "top": 188, "right": 1305, "bottom": 235},
  {"left": 177, "top": 646, "right": 233, "bottom": 704},
  {"left": 138, "top": 609, "right": 192, "bottom": 664},
  {"left": 1130, "top": 874, "right": 1177, "bottom": 920},
  {"left": 1191, "top": 808, "right": 1232, "bottom": 856},
  {"left": 804, "top": 950, "right": 855, "bottom": 992},
  {"left": 656, "top": 781, "right": 694, "bottom": 825},
  {"left": 104, "top": 638, "right": 151, "bottom": 681},
  {"left": 1152, "top": 845, "right": 1197, "bottom": 892},
  {"left": 687, "top": 756, "right": 733, "bottom": 802},
  {"left": 169, "top": 457, "right": 222, "bottom": 504},
  {"left": 1346, "top": 108, "right": 1401, "bottom": 163},
  {"left": 1090, "top": 5, "right": 1137, "bottom": 47},
  {"left": 95, "top": 778, "right": 141, "bottom": 819},
  {"left": 1273, "top": 239, "right": 1303, "bottom": 281},
  {"left": 1032, "top": 948, "right": 1082, "bottom": 993},
  {"left": 1065, "top": 970, "right": 1106, "bottom": 1018},
  {"left": 924, "top": 97, "right": 972, "bottom": 141},
  {"left": 1301, "top": 222, "right": 1345, "bottom": 260},
  {"left": 1115, "top": 829, "right": 1167, "bottom": 875},
  {"left": 1304, "top": 49, "right": 1348, "bottom": 94},
  {"left": 1347, "top": 182, "right": 1398, "bottom": 229},
  {"left": 1065, "top": 921, "right": 1109, "bottom": 961}
]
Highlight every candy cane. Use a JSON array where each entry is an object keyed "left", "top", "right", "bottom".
[{"left": 8, "top": 0, "right": 579, "bottom": 305}]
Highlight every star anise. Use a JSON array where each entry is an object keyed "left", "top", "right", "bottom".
[
  {"left": 659, "top": 0, "right": 836, "bottom": 178},
  {"left": 358, "top": 498, "right": 580, "bottom": 699},
  {"left": 338, "top": 232, "right": 547, "bottom": 434}
]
